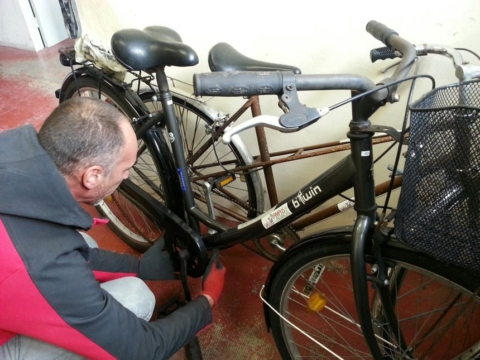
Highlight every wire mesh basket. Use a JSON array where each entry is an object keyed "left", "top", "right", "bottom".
[{"left": 395, "top": 79, "right": 480, "bottom": 272}]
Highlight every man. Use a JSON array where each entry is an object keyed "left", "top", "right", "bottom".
[{"left": 0, "top": 97, "right": 226, "bottom": 359}]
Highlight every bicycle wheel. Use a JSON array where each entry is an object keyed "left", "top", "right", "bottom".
[
  {"left": 267, "top": 238, "right": 480, "bottom": 359},
  {"left": 62, "top": 76, "right": 180, "bottom": 252},
  {"left": 142, "top": 93, "right": 263, "bottom": 226}
]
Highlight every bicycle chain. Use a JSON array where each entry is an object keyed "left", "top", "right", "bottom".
[
  {"left": 111, "top": 181, "right": 299, "bottom": 260},
  {"left": 111, "top": 186, "right": 265, "bottom": 255}
]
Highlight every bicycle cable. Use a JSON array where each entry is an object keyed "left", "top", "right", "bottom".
[
  {"left": 378, "top": 73, "right": 420, "bottom": 226},
  {"left": 328, "top": 74, "right": 435, "bottom": 112},
  {"left": 455, "top": 47, "right": 480, "bottom": 61}
]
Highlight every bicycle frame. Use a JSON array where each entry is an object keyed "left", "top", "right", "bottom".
[
  {"left": 202, "top": 154, "right": 356, "bottom": 246},
  {"left": 155, "top": 67, "right": 385, "bottom": 249}
]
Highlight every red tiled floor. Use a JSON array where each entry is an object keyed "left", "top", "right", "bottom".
[
  {"left": 0, "top": 43, "right": 281, "bottom": 359},
  {"left": 0, "top": 40, "right": 73, "bottom": 131}
]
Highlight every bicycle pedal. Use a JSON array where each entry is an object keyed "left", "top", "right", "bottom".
[
  {"left": 156, "top": 295, "right": 185, "bottom": 318},
  {"left": 214, "top": 173, "right": 236, "bottom": 188}
]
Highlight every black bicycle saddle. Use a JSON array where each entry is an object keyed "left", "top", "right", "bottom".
[
  {"left": 111, "top": 26, "right": 198, "bottom": 71},
  {"left": 209, "top": 42, "right": 301, "bottom": 74}
]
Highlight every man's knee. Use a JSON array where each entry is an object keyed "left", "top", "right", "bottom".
[
  {"left": 100, "top": 277, "right": 155, "bottom": 321},
  {"left": 78, "top": 233, "right": 155, "bottom": 320}
]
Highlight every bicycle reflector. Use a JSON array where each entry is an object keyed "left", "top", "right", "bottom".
[
  {"left": 308, "top": 292, "right": 327, "bottom": 312},
  {"left": 214, "top": 174, "right": 236, "bottom": 188}
]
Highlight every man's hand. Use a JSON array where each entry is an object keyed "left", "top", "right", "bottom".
[
  {"left": 200, "top": 249, "right": 226, "bottom": 308},
  {"left": 138, "top": 238, "right": 177, "bottom": 280}
]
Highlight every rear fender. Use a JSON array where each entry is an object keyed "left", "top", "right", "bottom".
[
  {"left": 56, "top": 67, "right": 89, "bottom": 103},
  {"left": 139, "top": 90, "right": 264, "bottom": 213},
  {"left": 56, "top": 69, "right": 149, "bottom": 117},
  {"left": 263, "top": 226, "right": 353, "bottom": 330}
]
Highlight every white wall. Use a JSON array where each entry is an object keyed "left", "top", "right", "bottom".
[
  {"left": 0, "top": 0, "right": 43, "bottom": 51},
  {"left": 75, "top": 0, "right": 480, "bottom": 233},
  {"left": 30, "top": 0, "right": 68, "bottom": 47},
  {"left": 75, "top": 0, "right": 479, "bottom": 84}
]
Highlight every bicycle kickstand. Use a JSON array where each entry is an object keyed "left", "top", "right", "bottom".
[
  {"left": 180, "top": 250, "right": 204, "bottom": 360},
  {"left": 156, "top": 249, "right": 204, "bottom": 359}
]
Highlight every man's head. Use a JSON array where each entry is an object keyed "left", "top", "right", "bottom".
[{"left": 38, "top": 97, "right": 137, "bottom": 205}]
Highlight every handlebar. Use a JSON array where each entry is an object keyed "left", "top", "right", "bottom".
[
  {"left": 370, "top": 43, "right": 480, "bottom": 81},
  {"left": 194, "top": 72, "right": 384, "bottom": 99},
  {"left": 195, "top": 21, "right": 480, "bottom": 145},
  {"left": 195, "top": 21, "right": 416, "bottom": 105},
  {"left": 371, "top": 44, "right": 466, "bottom": 67},
  {"left": 365, "top": 21, "right": 399, "bottom": 47}
]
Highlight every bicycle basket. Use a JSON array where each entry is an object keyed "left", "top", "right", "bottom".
[{"left": 395, "top": 79, "right": 480, "bottom": 272}]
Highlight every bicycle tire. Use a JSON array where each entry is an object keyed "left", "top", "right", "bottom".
[
  {"left": 62, "top": 76, "right": 181, "bottom": 252},
  {"left": 267, "top": 238, "right": 480, "bottom": 359},
  {"left": 141, "top": 93, "right": 263, "bottom": 226}
]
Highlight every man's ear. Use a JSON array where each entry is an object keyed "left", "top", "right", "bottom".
[{"left": 81, "top": 166, "right": 104, "bottom": 190}]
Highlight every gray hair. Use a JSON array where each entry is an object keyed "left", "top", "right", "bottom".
[{"left": 38, "top": 97, "right": 131, "bottom": 177}]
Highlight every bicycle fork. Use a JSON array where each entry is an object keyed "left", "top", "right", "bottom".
[
  {"left": 349, "top": 126, "right": 410, "bottom": 359},
  {"left": 349, "top": 96, "right": 386, "bottom": 359},
  {"left": 351, "top": 215, "right": 385, "bottom": 359}
]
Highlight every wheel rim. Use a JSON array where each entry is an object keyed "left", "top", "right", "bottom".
[
  {"left": 98, "top": 195, "right": 161, "bottom": 243},
  {"left": 275, "top": 254, "right": 480, "bottom": 359}
]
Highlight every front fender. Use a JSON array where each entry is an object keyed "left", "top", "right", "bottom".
[{"left": 263, "top": 226, "right": 353, "bottom": 330}]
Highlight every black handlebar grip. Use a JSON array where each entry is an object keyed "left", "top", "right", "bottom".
[
  {"left": 193, "top": 71, "right": 283, "bottom": 97},
  {"left": 370, "top": 47, "right": 399, "bottom": 62},
  {"left": 366, "top": 20, "right": 399, "bottom": 47}
]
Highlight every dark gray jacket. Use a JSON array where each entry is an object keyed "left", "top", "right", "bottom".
[{"left": 0, "top": 125, "right": 211, "bottom": 359}]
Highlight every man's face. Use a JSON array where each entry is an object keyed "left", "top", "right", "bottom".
[{"left": 90, "top": 121, "right": 137, "bottom": 205}]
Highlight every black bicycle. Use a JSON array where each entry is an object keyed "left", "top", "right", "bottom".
[
  {"left": 56, "top": 19, "right": 480, "bottom": 358},
  {"left": 56, "top": 23, "right": 403, "bottom": 261},
  {"left": 193, "top": 25, "right": 480, "bottom": 358}
]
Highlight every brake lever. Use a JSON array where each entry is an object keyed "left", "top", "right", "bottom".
[{"left": 222, "top": 115, "right": 298, "bottom": 144}]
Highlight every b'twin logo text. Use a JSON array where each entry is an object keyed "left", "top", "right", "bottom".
[{"left": 292, "top": 186, "right": 322, "bottom": 208}]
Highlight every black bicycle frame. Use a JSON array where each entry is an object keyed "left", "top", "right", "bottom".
[
  {"left": 202, "top": 154, "right": 356, "bottom": 247},
  {"left": 154, "top": 65, "right": 381, "bottom": 252}
]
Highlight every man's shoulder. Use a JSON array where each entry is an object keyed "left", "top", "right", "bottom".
[
  {"left": 0, "top": 124, "right": 37, "bottom": 139},
  {"left": 0, "top": 125, "right": 44, "bottom": 161}
]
